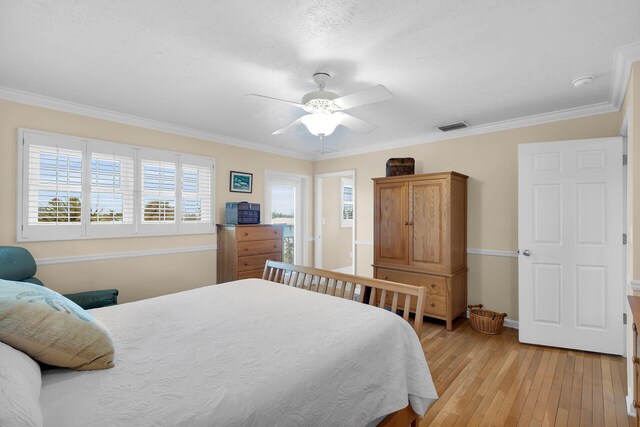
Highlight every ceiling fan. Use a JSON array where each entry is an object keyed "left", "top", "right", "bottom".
[{"left": 246, "top": 72, "right": 393, "bottom": 139}]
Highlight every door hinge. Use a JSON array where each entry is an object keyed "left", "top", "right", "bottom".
[
  {"left": 624, "top": 313, "right": 627, "bottom": 325},
  {"left": 623, "top": 154, "right": 628, "bottom": 166},
  {"left": 623, "top": 233, "right": 627, "bottom": 245}
]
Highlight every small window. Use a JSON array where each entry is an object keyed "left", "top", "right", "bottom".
[
  {"left": 340, "top": 178, "right": 354, "bottom": 228},
  {"left": 18, "top": 129, "right": 215, "bottom": 241}
]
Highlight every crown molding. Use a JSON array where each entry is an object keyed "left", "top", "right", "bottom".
[
  {"left": 610, "top": 41, "right": 640, "bottom": 110},
  {"left": 316, "top": 101, "right": 617, "bottom": 160},
  {"left": 3, "top": 41, "right": 639, "bottom": 162},
  {"left": 0, "top": 86, "right": 314, "bottom": 161}
]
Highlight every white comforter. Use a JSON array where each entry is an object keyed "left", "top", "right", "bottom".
[{"left": 40, "top": 279, "right": 437, "bottom": 426}]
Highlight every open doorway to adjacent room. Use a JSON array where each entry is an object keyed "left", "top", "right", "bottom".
[{"left": 315, "top": 170, "right": 356, "bottom": 274}]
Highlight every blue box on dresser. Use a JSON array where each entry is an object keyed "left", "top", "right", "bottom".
[{"left": 225, "top": 202, "right": 260, "bottom": 224}]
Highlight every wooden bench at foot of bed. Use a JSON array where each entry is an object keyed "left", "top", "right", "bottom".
[
  {"left": 262, "top": 260, "right": 427, "bottom": 337},
  {"left": 261, "top": 260, "right": 427, "bottom": 427}
]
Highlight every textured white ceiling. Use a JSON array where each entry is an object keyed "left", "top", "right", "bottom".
[{"left": 1, "top": 1, "right": 639, "bottom": 158}]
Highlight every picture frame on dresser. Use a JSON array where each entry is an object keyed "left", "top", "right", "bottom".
[{"left": 230, "top": 171, "right": 253, "bottom": 193}]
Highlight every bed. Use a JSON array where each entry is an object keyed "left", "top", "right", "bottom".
[{"left": 31, "top": 262, "right": 438, "bottom": 426}]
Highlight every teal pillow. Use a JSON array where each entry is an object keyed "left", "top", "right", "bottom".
[{"left": 0, "top": 279, "right": 115, "bottom": 370}]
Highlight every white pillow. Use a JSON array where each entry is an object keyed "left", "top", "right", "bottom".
[{"left": 0, "top": 341, "right": 43, "bottom": 427}]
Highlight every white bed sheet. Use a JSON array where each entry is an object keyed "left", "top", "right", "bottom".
[{"left": 40, "top": 279, "right": 437, "bottom": 426}]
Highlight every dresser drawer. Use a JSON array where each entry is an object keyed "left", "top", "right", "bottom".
[
  {"left": 236, "top": 226, "right": 282, "bottom": 242},
  {"left": 238, "top": 239, "right": 282, "bottom": 256},
  {"left": 237, "top": 269, "right": 265, "bottom": 280},
  {"left": 237, "top": 253, "right": 282, "bottom": 272}
]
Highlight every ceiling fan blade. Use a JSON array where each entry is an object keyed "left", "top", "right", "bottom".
[
  {"left": 333, "top": 85, "right": 393, "bottom": 110},
  {"left": 334, "top": 112, "right": 377, "bottom": 134},
  {"left": 272, "top": 117, "right": 304, "bottom": 135},
  {"left": 245, "top": 94, "right": 305, "bottom": 108}
]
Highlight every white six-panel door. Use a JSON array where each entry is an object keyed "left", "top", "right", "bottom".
[{"left": 518, "top": 137, "right": 624, "bottom": 355}]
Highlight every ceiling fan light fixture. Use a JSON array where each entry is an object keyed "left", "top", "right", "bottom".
[{"left": 301, "top": 113, "right": 340, "bottom": 136}]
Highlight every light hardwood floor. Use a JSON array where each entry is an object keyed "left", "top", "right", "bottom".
[{"left": 419, "top": 320, "right": 632, "bottom": 426}]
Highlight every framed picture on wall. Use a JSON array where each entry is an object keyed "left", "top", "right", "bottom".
[{"left": 230, "top": 171, "right": 253, "bottom": 193}]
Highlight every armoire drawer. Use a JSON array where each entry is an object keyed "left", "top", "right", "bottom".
[
  {"left": 377, "top": 268, "right": 447, "bottom": 296},
  {"left": 424, "top": 295, "right": 446, "bottom": 317},
  {"left": 236, "top": 226, "right": 282, "bottom": 242},
  {"left": 238, "top": 239, "right": 282, "bottom": 256}
]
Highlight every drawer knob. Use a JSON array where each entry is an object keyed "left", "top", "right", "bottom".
[
  {"left": 634, "top": 357, "right": 640, "bottom": 365},
  {"left": 430, "top": 303, "right": 436, "bottom": 308},
  {"left": 430, "top": 284, "right": 436, "bottom": 288},
  {"left": 384, "top": 276, "right": 389, "bottom": 280},
  {"left": 244, "top": 233, "right": 249, "bottom": 237}
]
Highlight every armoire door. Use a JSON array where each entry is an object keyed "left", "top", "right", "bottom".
[
  {"left": 409, "top": 179, "right": 447, "bottom": 272},
  {"left": 374, "top": 181, "right": 408, "bottom": 265}
]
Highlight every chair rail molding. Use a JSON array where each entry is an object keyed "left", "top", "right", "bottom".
[
  {"left": 35, "top": 245, "right": 216, "bottom": 266},
  {"left": 467, "top": 248, "right": 519, "bottom": 258}
]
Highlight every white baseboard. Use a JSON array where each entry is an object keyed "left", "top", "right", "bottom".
[
  {"left": 628, "top": 395, "right": 637, "bottom": 417},
  {"left": 504, "top": 318, "right": 519, "bottom": 329}
]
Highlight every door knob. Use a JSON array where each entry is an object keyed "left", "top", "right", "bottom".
[{"left": 522, "top": 249, "right": 531, "bottom": 257}]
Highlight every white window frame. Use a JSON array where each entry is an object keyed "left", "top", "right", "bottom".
[
  {"left": 340, "top": 177, "right": 354, "bottom": 228},
  {"left": 17, "top": 128, "right": 215, "bottom": 242}
]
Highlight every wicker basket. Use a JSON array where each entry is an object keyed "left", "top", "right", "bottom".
[{"left": 468, "top": 304, "right": 507, "bottom": 335}]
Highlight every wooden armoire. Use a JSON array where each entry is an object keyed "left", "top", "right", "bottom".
[{"left": 373, "top": 171, "right": 468, "bottom": 330}]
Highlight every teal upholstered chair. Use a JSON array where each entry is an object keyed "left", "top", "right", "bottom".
[{"left": 0, "top": 246, "right": 118, "bottom": 310}]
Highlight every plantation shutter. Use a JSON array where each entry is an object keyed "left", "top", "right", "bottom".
[
  {"left": 180, "top": 156, "right": 214, "bottom": 232},
  {"left": 138, "top": 149, "right": 179, "bottom": 234},
  {"left": 22, "top": 131, "right": 85, "bottom": 240},
  {"left": 19, "top": 129, "right": 215, "bottom": 241},
  {"left": 86, "top": 142, "right": 136, "bottom": 236}
]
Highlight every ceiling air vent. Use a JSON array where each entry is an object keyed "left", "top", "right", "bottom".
[{"left": 437, "top": 121, "right": 469, "bottom": 132}]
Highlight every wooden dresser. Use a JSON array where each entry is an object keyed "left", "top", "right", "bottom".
[
  {"left": 216, "top": 224, "right": 283, "bottom": 283},
  {"left": 629, "top": 295, "right": 640, "bottom": 425},
  {"left": 373, "top": 171, "right": 468, "bottom": 330}
]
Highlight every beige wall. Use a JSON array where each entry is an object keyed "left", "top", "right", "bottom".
[
  {"left": 625, "top": 62, "right": 640, "bottom": 400},
  {"left": 315, "top": 111, "right": 624, "bottom": 321},
  {"left": 627, "top": 63, "right": 640, "bottom": 278},
  {"left": 0, "top": 95, "right": 629, "bottom": 322},
  {"left": 0, "top": 99, "right": 314, "bottom": 302},
  {"left": 321, "top": 176, "right": 352, "bottom": 271}
]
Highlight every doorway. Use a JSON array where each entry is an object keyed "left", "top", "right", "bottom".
[
  {"left": 518, "top": 137, "right": 624, "bottom": 355},
  {"left": 315, "top": 170, "right": 356, "bottom": 274},
  {"left": 264, "top": 171, "right": 308, "bottom": 265}
]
